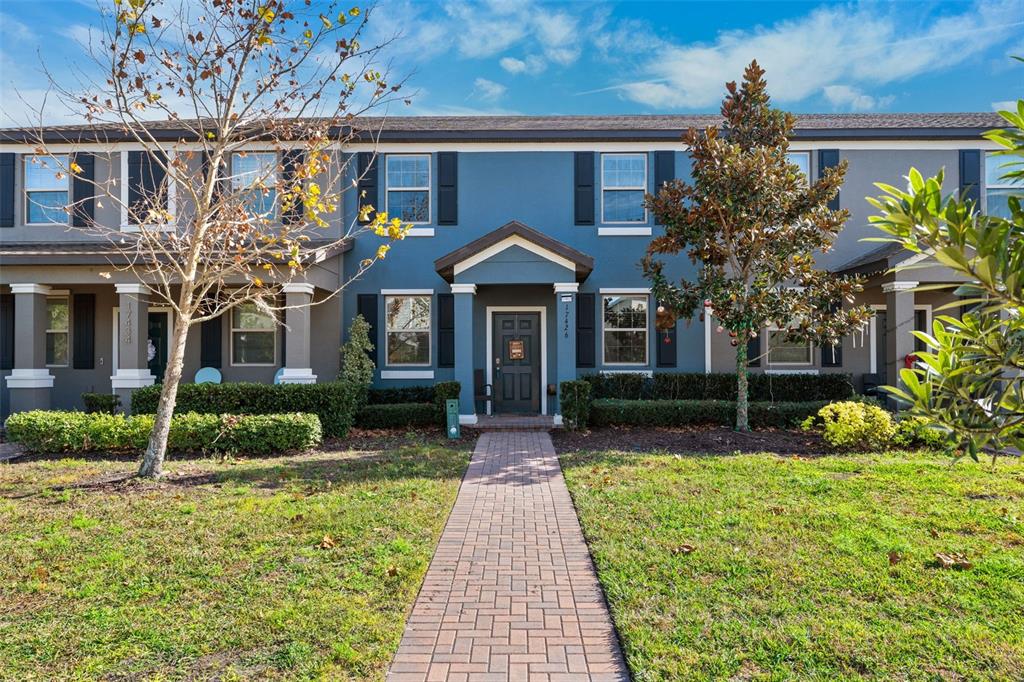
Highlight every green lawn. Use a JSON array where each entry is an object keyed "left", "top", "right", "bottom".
[
  {"left": 561, "top": 449, "right": 1024, "bottom": 681},
  {"left": 0, "top": 442, "right": 469, "bottom": 680}
]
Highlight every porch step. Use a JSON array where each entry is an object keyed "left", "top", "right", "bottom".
[{"left": 467, "top": 415, "right": 557, "bottom": 431}]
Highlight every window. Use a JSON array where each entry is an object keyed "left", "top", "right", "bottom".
[
  {"left": 45, "top": 297, "right": 69, "bottom": 366},
  {"left": 231, "top": 302, "right": 277, "bottom": 365},
  {"left": 25, "top": 154, "right": 69, "bottom": 224},
  {"left": 787, "top": 151, "right": 810, "bottom": 186},
  {"left": 385, "top": 295, "right": 431, "bottom": 365},
  {"left": 766, "top": 327, "right": 812, "bottom": 365},
  {"left": 386, "top": 155, "right": 430, "bottom": 223},
  {"left": 602, "top": 294, "right": 648, "bottom": 364},
  {"left": 232, "top": 152, "right": 278, "bottom": 219},
  {"left": 985, "top": 152, "right": 1022, "bottom": 219},
  {"left": 601, "top": 153, "right": 646, "bottom": 223}
]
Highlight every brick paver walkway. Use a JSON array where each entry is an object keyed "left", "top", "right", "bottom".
[{"left": 388, "top": 431, "right": 629, "bottom": 681}]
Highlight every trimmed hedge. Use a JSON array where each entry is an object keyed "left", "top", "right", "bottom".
[
  {"left": 559, "top": 380, "right": 592, "bottom": 431},
  {"left": 367, "top": 385, "right": 436, "bottom": 404},
  {"left": 581, "top": 373, "right": 652, "bottom": 400},
  {"left": 131, "top": 381, "right": 360, "bottom": 438},
  {"left": 5, "top": 411, "right": 321, "bottom": 455},
  {"left": 82, "top": 392, "right": 121, "bottom": 415},
  {"left": 590, "top": 399, "right": 829, "bottom": 429},
  {"left": 355, "top": 402, "right": 439, "bottom": 429},
  {"left": 579, "top": 372, "right": 854, "bottom": 402}
]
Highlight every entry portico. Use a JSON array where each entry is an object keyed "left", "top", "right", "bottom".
[{"left": 434, "top": 220, "right": 594, "bottom": 425}]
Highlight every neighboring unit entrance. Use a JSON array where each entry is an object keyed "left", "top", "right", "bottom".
[
  {"left": 492, "top": 312, "right": 541, "bottom": 413},
  {"left": 147, "top": 311, "right": 169, "bottom": 382}
]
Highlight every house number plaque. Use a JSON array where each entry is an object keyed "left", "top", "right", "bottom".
[{"left": 508, "top": 339, "right": 525, "bottom": 360}]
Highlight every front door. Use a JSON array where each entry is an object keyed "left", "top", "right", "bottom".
[
  {"left": 492, "top": 312, "right": 540, "bottom": 414},
  {"left": 147, "top": 312, "right": 169, "bottom": 383}
]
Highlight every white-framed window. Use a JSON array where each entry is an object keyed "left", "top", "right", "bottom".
[
  {"left": 787, "top": 151, "right": 810, "bottom": 186},
  {"left": 385, "top": 295, "right": 431, "bottom": 365},
  {"left": 24, "top": 154, "right": 69, "bottom": 225},
  {"left": 601, "top": 153, "right": 647, "bottom": 224},
  {"left": 231, "top": 151, "right": 278, "bottom": 220},
  {"left": 45, "top": 297, "right": 70, "bottom": 366},
  {"left": 985, "top": 152, "right": 1022, "bottom": 219},
  {"left": 386, "top": 154, "right": 430, "bottom": 224},
  {"left": 602, "top": 294, "right": 648, "bottom": 365},
  {"left": 230, "top": 302, "right": 277, "bottom": 365},
  {"left": 766, "top": 325, "right": 813, "bottom": 365}
]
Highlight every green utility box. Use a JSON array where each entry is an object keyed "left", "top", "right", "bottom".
[{"left": 445, "top": 399, "right": 460, "bottom": 440}]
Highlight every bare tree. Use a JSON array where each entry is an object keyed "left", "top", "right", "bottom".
[{"left": 26, "top": 0, "right": 409, "bottom": 477}]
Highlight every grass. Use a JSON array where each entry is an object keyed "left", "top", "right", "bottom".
[
  {"left": 561, "top": 449, "right": 1024, "bottom": 681},
  {"left": 0, "top": 442, "right": 469, "bottom": 680}
]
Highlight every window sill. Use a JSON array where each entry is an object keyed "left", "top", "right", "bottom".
[
  {"left": 600, "top": 368, "right": 653, "bottom": 377},
  {"left": 598, "top": 227, "right": 652, "bottom": 237},
  {"left": 765, "top": 368, "right": 819, "bottom": 375},
  {"left": 121, "top": 224, "right": 176, "bottom": 233},
  {"left": 405, "top": 227, "right": 435, "bottom": 237},
  {"left": 381, "top": 369, "right": 435, "bottom": 380}
]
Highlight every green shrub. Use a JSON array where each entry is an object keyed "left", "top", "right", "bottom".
[
  {"left": 591, "top": 399, "right": 827, "bottom": 429},
  {"left": 801, "top": 401, "right": 896, "bottom": 451},
  {"left": 367, "top": 385, "right": 436, "bottom": 404},
  {"left": 340, "top": 314, "right": 375, "bottom": 404},
  {"left": 580, "top": 373, "right": 651, "bottom": 400},
  {"left": 131, "top": 381, "right": 359, "bottom": 438},
  {"left": 5, "top": 411, "right": 321, "bottom": 455},
  {"left": 355, "top": 402, "right": 438, "bottom": 429},
  {"left": 652, "top": 372, "right": 854, "bottom": 402},
  {"left": 560, "top": 380, "right": 593, "bottom": 431},
  {"left": 893, "top": 415, "right": 954, "bottom": 450},
  {"left": 82, "top": 393, "right": 121, "bottom": 415},
  {"left": 433, "top": 381, "right": 461, "bottom": 416}
]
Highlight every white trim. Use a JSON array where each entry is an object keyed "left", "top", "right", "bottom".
[
  {"left": 22, "top": 153, "right": 71, "bottom": 226},
  {"left": 704, "top": 309, "right": 712, "bottom": 374},
  {"left": 764, "top": 324, "right": 814, "bottom": 367},
  {"left": 384, "top": 153, "right": 432, "bottom": 225},
  {"left": 766, "top": 369, "right": 819, "bottom": 375},
  {"left": 600, "top": 152, "right": 648, "bottom": 225},
  {"left": 381, "top": 369, "right": 435, "bottom": 380},
  {"left": 600, "top": 369, "right": 653, "bottom": 377},
  {"left": 5, "top": 368, "right": 55, "bottom": 389},
  {"left": 452, "top": 235, "right": 576, "bottom": 276},
  {"left": 881, "top": 280, "right": 919, "bottom": 293},
  {"left": 229, "top": 303, "right": 277, "bottom": 367},
  {"left": 449, "top": 283, "right": 477, "bottom": 295},
  {"left": 381, "top": 288, "right": 435, "bottom": 295},
  {"left": 281, "top": 282, "right": 315, "bottom": 295},
  {"left": 278, "top": 367, "right": 317, "bottom": 384},
  {"left": 598, "top": 227, "right": 652, "bottom": 237},
  {"left": 9, "top": 283, "right": 51, "bottom": 295},
  {"left": 486, "top": 305, "right": 548, "bottom": 416},
  {"left": 406, "top": 227, "right": 435, "bottom": 237},
  {"left": 552, "top": 415, "right": 564, "bottom": 427},
  {"left": 599, "top": 287, "right": 650, "bottom": 294},
  {"left": 110, "top": 368, "right": 157, "bottom": 389},
  {"left": 553, "top": 283, "right": 579, "bottom": 294},
  {"left": 383, "top": 293, "right": 432, "bottom": 368},
  {"left": 115, "top": 282, "right": 150, "bottom": 295},
  {"left": 600, "top": 292, "right": 650, "bottom": 367},
  {"left": 458, "top": 413, "right": 478, "bottom": 425},
  {"left": 894, "top": 250, "right": 933, "bottom": 268},
  {"left": 44, "top": 295, "right": 70, "bottom": 367}
]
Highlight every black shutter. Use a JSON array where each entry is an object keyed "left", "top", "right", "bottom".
[
  {"left": 71, "top": 153, "right": 95, "bottom": 227},
  {"left": 281, "top": 150, "right": 304, "bottom": 225},
  {"left": 438, "top": 152, "right": 457, "bottom": 225},
  {"left": 0, "top": 293, "right": 13, "bottom": 370},
  {"left": 656, "top": 310, "right": 677, "bottom": 368},
  {"left": 72, "top": 293, "right": 96, "bottom": 369},
  {"left": 959, "top": 150, "right": 981, "bottom": 206},
  {"left": 357, "top": 152, "right": 378, "bottom": 224},
  {"left": 357, "top": 294, "right": 378, "bottom": 365},
  {"left": 576, "top": 292, "right": 596, "bottom": 368},
  {"left": 127, "top": 150, "right": 167, "bottom": 223},
  {"left": 438, "top": 293, "right": 455, "bottom": 367},
  {"left": 818, "top": 149, "right": 840, "bottom": 211},
  {"left": 574, "top": 152, "right": 595, "bottom": 226},
  {"left": 0, "top": 153, "right": 14, "bottom": 228},
  {"left": 654, "top": 151, "right": 674, "bottom": 192},
  {"left": 200, "top": 317, "right": 222, "bottom": 368},
  {"left": 747, "top": 332, "right": 762, "bottom": 368},
  {"left": 914, "top": 308, "right": 928, "bottom": 353}
]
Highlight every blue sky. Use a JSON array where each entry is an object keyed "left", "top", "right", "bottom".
[{"left": 1, "top": 0, "right": 1021, "bottom": 126}]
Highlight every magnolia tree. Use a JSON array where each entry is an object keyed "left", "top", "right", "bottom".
[
  {"left": 27, "top": 0, "right": 408, "bottom": 477},
  {"left": 869, "top": 100, "right": 1024, "bottom": 462},
  {"left": 643, "top": 61, "right": 873, "bottom": 431}
]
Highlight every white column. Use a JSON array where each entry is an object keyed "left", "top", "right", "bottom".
[
  {"left": 279, "top": 282, "right": 317, "bottom": 384},
  {"left": 111, "top": 283, "right": 156, "bottom": 403},
  {"left": 5, "top": 284, "right": 55, "bottom": 413}
]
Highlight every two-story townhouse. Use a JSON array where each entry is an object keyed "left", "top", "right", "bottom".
[{"left": 0, "top": 113, "right": 1011, "bottom": 424}]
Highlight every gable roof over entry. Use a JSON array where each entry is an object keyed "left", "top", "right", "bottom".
[{"left": 434, "top": 220, "right": 594, "bottom": 284}]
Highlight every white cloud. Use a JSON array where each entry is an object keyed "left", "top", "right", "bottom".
[
  {"left": 499, "top": 55, "right": 546, "bottom": 75},
  {"left": 472, "top": 77, "right": 507, "bottom": 102},
  {"left": 822, "top": 84, "right": 894, "bottom": 111},
  {"left": 613, "top": 0, "right": 1023, "bottom": 109},
  {"left": 533, "top": 11, "right": 580, "bottom": 65},
  {"left": 0, "top": 12, "right": 36, "bottom": 43},
  {"left": 992, "top": 99, "right": 1018, "bottom": 111}
]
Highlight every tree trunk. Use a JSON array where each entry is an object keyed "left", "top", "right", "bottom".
[
  {"left": 736, "top": 334, "right": 749, "bottom": 432},
  {"left": 137, "top": 315, "right": 191, "bottom": 478}
]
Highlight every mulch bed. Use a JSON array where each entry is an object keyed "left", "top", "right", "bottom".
[{"left": 552, "top": 425, "right": 828, "bottom": 457}]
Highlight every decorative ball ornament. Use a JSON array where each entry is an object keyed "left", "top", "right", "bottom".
[
  {"left": 730, "top": 339, "right": 738, "bottom": 347},
  {"left": 716, "top": 326, "right": 724, "bottom": 333},
  {"left": 704, "top": 299, "right": 712, "bottom": 307},
  {"left": 657, "top": 305, "right": 665, "bottom": 314}
]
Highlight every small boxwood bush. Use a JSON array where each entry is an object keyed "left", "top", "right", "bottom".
[
  {"left": 433, "top": 381, "right": 461, "bottom": 415},
  {"left": 591, "top": 399, "right": 828, "bottom": 429},
  {"left": 5, "top": 411, "right": 321, "bottom": 455},
  {"left": 801, "top": 401, "right": 895, "bottom": 451},
  {"left": 560, "top": 380, "right": 592, "bottom": 431},
  {"left": 367, "top": 385, "right": 435, "bottom": 404},
  {"left": 652, "top": 372, "right": 854, "bottom": 402},
  {"left": 132, "top": 381, "right": 359, "bottom": 438},
  {"left": 82, "top": 392, "right": 121, "bottom": 415},
  {"left": 355, "top": 402, "right": 439, "bottom": 429}
]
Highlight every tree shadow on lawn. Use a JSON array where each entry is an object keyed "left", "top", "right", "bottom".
[{"left": 553, "top": 425, "right": 829, "bottom": 458}]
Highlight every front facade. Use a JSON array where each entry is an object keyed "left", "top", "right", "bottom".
[{"left": 0, "top": 113, "right": 1011, "bottom": 423}]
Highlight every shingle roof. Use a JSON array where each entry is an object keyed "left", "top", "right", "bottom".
[
  {"left": 0, "top": 112, "right": 1006, "bottom": 144},
  {"left": 833, "top": 242, "right": 910, "bottom": 275}
]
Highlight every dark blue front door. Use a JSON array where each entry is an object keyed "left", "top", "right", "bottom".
[{"left": 492, "top": 312, "right": 540, "bottom": 414}]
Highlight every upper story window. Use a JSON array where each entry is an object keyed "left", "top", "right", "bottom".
[
  {"left": 601, "top": 153, "right": 646, "bottom": 223},
  {"left": 385, "top": 295, "right": 431, "bottom": 365},
  {"left": 231, "top": 302, "right": 277, "bottom": 365},
  {"left": 602, "top": 294, "right": 648, "bottom": 365},
  {"left": 766, "top": 325, "right": 812, "bottom": 365},
  {"left": 787, "top": 151, "right": 810, "bottom": 186},
  {"left": 985, "top": 152, "right": 1021, "bottom": 219},
  {"left": 46, "top": 297, "right": 70, "bottom": 366},
  {"left": 25, "top": 154, "right": 69, "bottom": 225},
  {"left": 386, "top": 155, "right": 430, "bottom": 224},
  {"left": 232, "top": 152, "right": 278, "bottom": 220}
]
